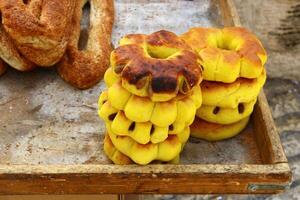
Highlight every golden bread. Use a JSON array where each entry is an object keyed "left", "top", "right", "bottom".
[
  {"left": 0, "top": 0, "right": 75, "bottom": 66},
  {"left": 0, "top": 24, "right": 35, "bottom": 71},
  {"left": 202, "top": 69, "right": 266, "bottom": 108},
  {"left": 191, "top": 117, "right": 250, "bottom": 141},
  {"left": 181, "top": 27, "right": 267, "bottom": 82},
  {"left": 98, "top": 84, "right": 200, "bottom": 136},
  {"left": 58, "top": 0, "right": 114, "bottom": 89},
  {"left": 98, "top": 89, "right": 194, "bottom": 144},
  {"left": 110, "top": 30, "right": 202, "bottom": 102},
  {"left": 103, "top": 133, "right": 133, "bottom": 165},
  {"left": 196, "top": 98, "right": 256, "bottom": 124},
  {"left": 107, "top": 124, "right": 184, "bottom": 165},
  {"left": 104, "top": 133, "right": 181, "bottom": 165}
]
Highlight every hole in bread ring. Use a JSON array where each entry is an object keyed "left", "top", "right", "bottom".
[
  {"left": 213, "top": 106, "right": 220, "bottom": 114},
  {"left": 108, "top": 113, "right": 117, "bottom": 121},
  {"left": 238, "top": 103, "right": 245, "bottom": 114},
  {"left": 150, "top": 125, "right": 155, "bottom": 135},
  {"left": 78, "top": 1, "right": 91, "bottom": 50},
  {"left": 128, "top": 122, "right": 136, "bottom": 132}
]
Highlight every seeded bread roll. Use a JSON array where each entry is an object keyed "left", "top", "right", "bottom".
[
  {"left": 0, "top": 0, "right": 75, "bottom": 66},
  {"left": 0, "top": 24, "right": 35, "bottom": 71},
  {"left": 57, "top": 0, "right": 114, "bottom": 89}
]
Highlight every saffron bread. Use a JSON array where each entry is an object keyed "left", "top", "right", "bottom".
[
  {"left": 191, "top": 117, "right": 250, "bottom": 141},
  {"left": 103, "top": 133, "right": 180, "bottom": 165},
  {"left": 196, "top": 98, "right": 256, "bottom": 124},
  {"left": 109, "top": 30, "right": 203, "bottom": 102},
  {"left": 201, "top": 69, "right": 266, "bottom": 108},
  {"left": 107, "top": 124, "right": 186, "bottom": 165},
  {"left": 103, "top": 133, "right": 133, "bottom": 165},
  {"left": 98, "top": 84, "right": 200, "bottom": 144},
  {"left": 181, "top": 27, "right": 267, "bottom": 83}
]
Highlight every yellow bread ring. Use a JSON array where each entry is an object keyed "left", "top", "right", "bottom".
[
  {"left": 104, "top": 133, "right": 181, "bottom": 165},
  {"left": 110, "top": 30, "right": 202, "bottom": 102},
  {"left": 202, "top": 69, "right": 266, "bottom": 108},
  {"left": 99, "top": 85, "right": 200, "bottom": 127},
  {"left": 101, "top": 107, "right": 190, "bottom": 144},
  {"left": 190, "top": 117, "right": 250, "bottom": 141},
  {"left": 107, "top": 125, "right": 184, "bottom": 165},
  {"left": 98, "top": 90, "right": 192, "bottom": 144},
  {"left": 181, "top": 27, "right": 267, "bottom": 82},
  {"left": 103, "top": 133, "right": 133, "bottom": 165},
  {"left": 196, "top": 98, "right": 256, "bottom": 124}
]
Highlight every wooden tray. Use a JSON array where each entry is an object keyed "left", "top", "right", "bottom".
[{"left": 0, "top": 0, "right": 291, "bottom": 195}]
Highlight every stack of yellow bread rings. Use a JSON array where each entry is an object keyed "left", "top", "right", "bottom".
[
  {"left": 181, "top": 27, "right": 267, "bottom": 141},
  {"left": 98, "top": 30, "right": 203, "bottom": 165}
]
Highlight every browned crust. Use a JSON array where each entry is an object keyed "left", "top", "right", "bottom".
[
  {"left": 0, "top": 23, "right": 35, "bottom": 71},
  {"left": 0, "top": 0, "right": 75, "bottom": 66},
  {"left": 201, "top": 77, "right": 255, "bottom": 90},
  {"left": 114, "top": 30, "right": 202, "bottom": 93},
  {"left": 57, "top": 0, "right": 114, "bottom": 89}
]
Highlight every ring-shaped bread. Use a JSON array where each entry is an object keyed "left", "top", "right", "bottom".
[
  {"left": 107, "top": 124, "right": 185, "bottom": 165},
  {"left": 98, "top": 85, "right": 200, "bottom": 135},
  {"left": 0, "top": 24, "right": 35, "bottom": 71},
  {"left": 191, "top": 117, "right": 250, "bottom": 141},
  {"left": 181, "top": 27, "right": 267, "bottom": 83},
  {"left": 202, "top": 69, "right": 266, "bottom": 108},
  {"left": 110, "top": 30, "right": 202, "bottom": 102},
  {"left": 0, "top": 0, "right": 75, "bottom": 66},
  {"left": 98, "top": 90, "right": 194, "bottom": 144},
  {"left": 57, "top": 0, "right": 114, "bottom": 89},
  {"left": 104, "top": 133, "right": 180, "bottom": 165},
  {"left": 196, "top": 98, "right": 256, "bottom": 124}
]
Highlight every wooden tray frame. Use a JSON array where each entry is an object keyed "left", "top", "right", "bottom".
[{"left": 0, "top": 0, "right": 291, "bottom": 195}]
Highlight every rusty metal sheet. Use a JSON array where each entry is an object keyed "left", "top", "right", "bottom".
[{"left": 0, "top": 0, "right": 261, "bottom": 165}]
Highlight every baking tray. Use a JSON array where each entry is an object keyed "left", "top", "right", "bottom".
[{"left": 0, "top": 0, "right": 291, "bottom": 194}]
